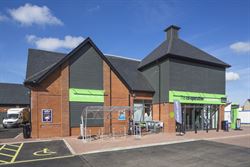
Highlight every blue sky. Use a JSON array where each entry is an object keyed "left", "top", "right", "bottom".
[{"left": 0, "top": 0, "right": 249, "bottom": 105}]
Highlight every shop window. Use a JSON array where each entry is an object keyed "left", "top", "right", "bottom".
[
  {"left": 181, "top": 104, "right": 219, "bottom": 131},
  {"left": 133, "top": 100, "right": 152, "bottom": 122}
]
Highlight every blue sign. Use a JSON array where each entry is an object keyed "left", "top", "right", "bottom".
[
  {"left": 118, "top": 111, "right": 126, "bottom": 121},
  {"left": 42, "top": 109, "right": 53, "bottom": 123},
  {"left": 174, "top": 100, "right": 182, "bottom": 124}
]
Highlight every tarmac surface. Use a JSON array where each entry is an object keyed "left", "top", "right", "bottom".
[
  {"left": 0, "top": 128, "right": 22, "bottom": 139},
  {"left": 0, "top": 140, "right": 249, "bottom": 167},
  {"left": 0, "top": 140, "right": 71, "bottom": 165}
]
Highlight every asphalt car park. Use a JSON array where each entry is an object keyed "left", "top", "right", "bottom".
[
  {"left": 0, "top": 140, "right": 249, "bottom": 167},
  {"left": 0, "top": 127, "right": 22, "bottom": 139},
  {"left": 0, "top": 140, "right": 72, "bottom": 165}
]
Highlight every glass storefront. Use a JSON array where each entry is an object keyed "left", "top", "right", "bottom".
[
  {"left": 133, "top": 100, "right": 153, "bottom": 123},
  {"left": 181, "top": 104, "right": 219, "bottom": 131}
]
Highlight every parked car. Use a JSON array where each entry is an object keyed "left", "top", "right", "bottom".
[{"left": 2, "top": 108, "right": 30, "bottom": 128}]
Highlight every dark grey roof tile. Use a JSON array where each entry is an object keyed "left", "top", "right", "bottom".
[
  {"left": 0, "top": 83, "right": 30, "bottom": 105},
  {"left": 105, "top": 55, "right": 154, "bottom": 92},
  {"left": 26, "top": 49, "right": 65, "bottom": 80},
  {"left": 139, "top": 38, "right": 230, "bottom": 69}
]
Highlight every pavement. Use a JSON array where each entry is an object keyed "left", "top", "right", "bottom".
[{"left": 64, "top": 126, "right": 250, "bottom": 154}]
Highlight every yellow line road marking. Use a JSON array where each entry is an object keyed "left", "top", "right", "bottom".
[
  {"left": 0, "top": 145, "right": 6, "bottom": 151},
  {"left": 0, "top": 152, "right": 14, "bottom": 157},
  {"left": 2, "top": 147, "right": 17, "bottom": 152},
  {"left": 0, "top": 143, "right": 24, "bottom": 164},
  {"left": 0, "top": 160, "right": 8, "bottom": 164},
  {"left": 7, "top": 144, "right": 20, "bottom": 148},
  {"left": 0, "top": 154, "right": 75, "bottom": 166},
  {"left": 10, "top": 143, "right": 23, "bottom": 163}
]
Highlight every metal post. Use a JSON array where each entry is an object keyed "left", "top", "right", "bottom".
[
  {"left": 216, "top": 106, "right": 220, "bottom": 132},
  {"left": 85, "top": 108, "right": 88, "bottom": 141},
  {"left": 195, "top": 121, "right": 197, "bottom": 134},
  {"left": 80, "top": 115, "right": 84, "bottom": 138},
  {"left": 206, "top": 106, "right": 209, "bottom": 133}
]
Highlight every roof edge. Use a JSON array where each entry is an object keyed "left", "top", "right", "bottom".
[
  {"left": 138, "top": 53, "right": 231, "bottom": 71},
  {"left": 24, "top": 38, "right": 134, "bottom": 92}
]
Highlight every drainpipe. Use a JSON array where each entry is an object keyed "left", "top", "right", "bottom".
[
  {"left": 110, "top": 68, "right": 112, "bottom": 134},
  {"left": 158, "top": 62, "right": 161, "bottom": 121}
]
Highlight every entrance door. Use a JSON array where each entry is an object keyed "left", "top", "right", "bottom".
[
  {"left": 184, "top": 107, "right": 194, "bottom": 131},
  {"left": 183, "top": 105, "right": 203, "bottom": 131},
  {"left": 181, "top": 104, "right": 218, "bottom": 132},
  {"left": 194, "top": 107, "right": 203, "bottom": 130}
]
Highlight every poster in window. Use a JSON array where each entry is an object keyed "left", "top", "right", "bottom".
[
  {"left": 42, "top": 109, "right": 53, "bottom": 123},
  {"left": 118, "top": 110, "right": 126, "bottom": 121}
]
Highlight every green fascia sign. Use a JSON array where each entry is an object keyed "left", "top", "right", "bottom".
[
  {"left": 69, "top": 88, "right": 104, "bottom": 103},
  {"left": 231, "top": 104, "right": 239, "bottom": 129},
  {"left": 169, "top": 90, "right": 226, "bottom": 104}
]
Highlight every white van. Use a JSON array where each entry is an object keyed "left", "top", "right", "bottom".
[{"left": 2, "top": 108, "right": 30, "bottom": 128}]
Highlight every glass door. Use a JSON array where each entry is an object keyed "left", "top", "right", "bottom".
[
  {"left": 182, "top": 104, "right": 219, "bottom": 132},
  {"left": 184, "top": 107, "right": 194, "bottom": 131},
  {"left": 195, "top": 107, "right": 203, "bottom": 130}
]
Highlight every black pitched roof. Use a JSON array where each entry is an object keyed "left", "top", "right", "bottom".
[
  {"left": 25, "top": 49, "right": 66, "bottom": 83},
  {"left": 105, "top": 55, "right": 154, "bottom": 92},
  {"left": 0, "top": 83, "right": 30, "bottom": 105},
  {"left": 138, "top": 37, "right": 231, "bottom": 69},
  {"left": 24, "top": 38, "right": 155, "bottom": 93}
]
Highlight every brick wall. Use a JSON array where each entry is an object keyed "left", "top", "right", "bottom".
[
  {"left": 219, "top": 105, "right": 225, "bottom": 130},
  {"left": 152, "top": 103, "right": 176, "bottom": 133},
  {"left": 31, "top": 63, "right": 69, "bottom": 138},
  {"left": 71, "top": 61, "right": 131, "bottom": 136},
  {"left": 109, "top": 64, "right": 130, "bottom": 133},
  {"left": 164, "top": 103, "right": 176, "bottom": 133}
]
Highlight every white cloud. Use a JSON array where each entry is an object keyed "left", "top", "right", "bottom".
[
  {"left": 226, "top": 72, "right": 240, "bottom": 81},
  {"left": 9, "top": 3, "right": 63, "bottom": 26},
  {"left": 26, "top": 35, "right": 85, "bottom": 51},
  {"left": 230, "top": 42, "right": 250, "bottom": 53}
]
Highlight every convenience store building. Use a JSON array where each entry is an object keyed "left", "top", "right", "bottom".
[{"left": 24, "top": 25, "right": 230, "bottom": 138}]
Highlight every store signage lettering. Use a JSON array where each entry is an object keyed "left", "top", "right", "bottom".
[
  {"left": 180, "top": 96, "right": 204, "bottom": 101},
  {"left": 169, "top": 90, "right": 226, "bottom": 104},
  {"left": 221, "top": 97, "right": 227, "bottom": 103},
  {"left": 42, "top": 109, "right": 53, "bottom": 123}
]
